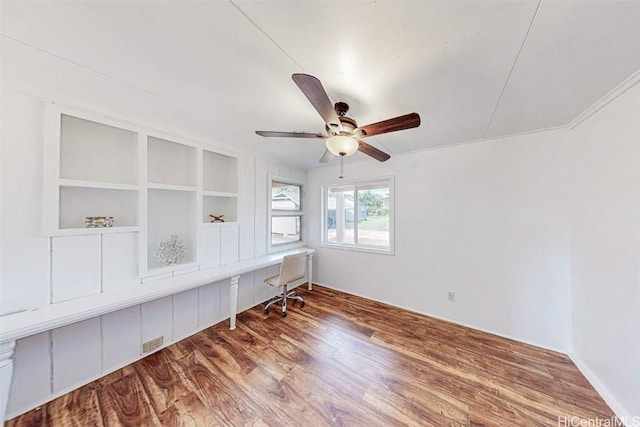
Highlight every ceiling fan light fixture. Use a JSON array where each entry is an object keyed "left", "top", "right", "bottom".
[{"left": 326, "top": 135, "right": 359, "bottom": 157}]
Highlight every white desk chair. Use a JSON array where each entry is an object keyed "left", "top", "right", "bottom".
[{"left": 264, "top": 253, "right": 306, "bottom": 316}]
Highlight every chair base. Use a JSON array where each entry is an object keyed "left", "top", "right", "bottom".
[{"left": 264, "top": 284, "right": 304, "bottom": 316}]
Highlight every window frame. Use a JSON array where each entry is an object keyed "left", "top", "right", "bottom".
[
  {"left": 321, "top": 175, "right": 395, "bottom": 255},
  {"left": 268, "top": 175, "right": 305, "bottom": 253}
]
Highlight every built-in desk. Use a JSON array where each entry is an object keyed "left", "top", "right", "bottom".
[{"left": 0, "top": 248, "right": 314, "bottom": 423}]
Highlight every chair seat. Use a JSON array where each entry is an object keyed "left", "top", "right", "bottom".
[{"left": 264, "top": 274, "right": 283, "bottom": 287}]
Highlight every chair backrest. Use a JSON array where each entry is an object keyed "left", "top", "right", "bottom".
[{"left": 278, "top": 253, "right": 307, "bottom": 286}]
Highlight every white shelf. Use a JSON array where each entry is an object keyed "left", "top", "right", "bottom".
[
  {"left": 147, "top": 183, "right": 197, "bottom": 192},
  {"left": 59, "top": 179, "right": 138, "bottom": 191},
  {"left": 202, "top": 190, "right": 238, "bottom": 198},
  {"left": 141, "top": 262, "right": 199, "bottom": 278},
  {"left": 201, "top": 221, "right": 239, "bottom": 227},
  {"left": 48, "top": 226, "right": 140, "bottom": 237}
]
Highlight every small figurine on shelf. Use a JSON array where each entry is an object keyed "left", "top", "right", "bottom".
[
  {"left": 209, "top": 214, "right": 225, "bottom": 223},
  {"left": 85, "top": 216, "right": 114, "bottom": 228},
  {"left": 154, "top": 235, "right": 185, "bottom": 266}
]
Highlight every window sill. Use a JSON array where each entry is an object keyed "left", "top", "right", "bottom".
[
  {"left": 320, "top": 242, "right": 394, "bottom": 256},
  {"left": 268, "top": 241, "right": 307, "bottom": 255}
]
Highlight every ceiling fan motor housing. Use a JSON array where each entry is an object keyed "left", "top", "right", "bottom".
[{"left": 327, "top": 114, "right": 359, "bottom": 137}]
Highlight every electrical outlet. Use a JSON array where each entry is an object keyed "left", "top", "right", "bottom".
[
  {"left": 142, "top": 336, "right": 164, "bottom": 353},
  {"left": 448, "top": 291, "right": 455, "bottom": 302}
]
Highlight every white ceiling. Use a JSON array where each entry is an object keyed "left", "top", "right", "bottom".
[{"left": 2, "top": 0, "right": 639, "bottom": 169}]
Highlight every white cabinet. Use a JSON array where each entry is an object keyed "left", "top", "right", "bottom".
[{"left": 44, "top": 105, "right": 241, "bottom": 285}]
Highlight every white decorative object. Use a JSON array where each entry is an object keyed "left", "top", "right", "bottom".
[{"left": 154, "top": 235, "right": 185, "bottom": 266}]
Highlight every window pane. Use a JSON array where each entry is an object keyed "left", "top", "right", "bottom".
[
  {"left": 272, "top": 182, "right": 301, "bottom": 211},
  {"left": 357, "top": 186, "right": 390, "bottom": 248},
  {"left": 326, "top": 186, "right": 355, "bottom": 244},
  {"left": 272, "top": 216, "right": 301, "bottom": 245}
]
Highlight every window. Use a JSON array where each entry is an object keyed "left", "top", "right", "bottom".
[
  {"left": 323, "top": 177, "right": 393, "bottom": 253},
  {"left": 270, "top": 179, "right": 303, "bottom": 249}
]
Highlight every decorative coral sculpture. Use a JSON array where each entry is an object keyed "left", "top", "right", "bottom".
[{"left": 154, "top": 234, "right": 185, "bottom": 266}]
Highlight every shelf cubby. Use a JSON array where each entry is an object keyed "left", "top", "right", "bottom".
[
  {"left": 147, "top": 189, "right": 196, "bottom": 270},
  {"left": 60, "top": 114, "right": 137, "bottom": 185},
  {"left": 203, "top": 195, "right": 238, "bottom": 224},
  {"left": 148, "top": 136, "right": 197, "bottom": 187},
  {"left": 203, "top": 150, "right": 237, "bottom": 193},
  {"left": 59, "top": 186, "right": 138, "bottom": 229}
]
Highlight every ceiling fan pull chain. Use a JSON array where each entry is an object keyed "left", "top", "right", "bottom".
[{"left": 339, "top": 155, "right": 344, "bottom": 179}]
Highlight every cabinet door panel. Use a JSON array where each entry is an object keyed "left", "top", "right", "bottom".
[
  {"left": 200, "top": 227, "right": 221, "bottom": 267},
  {"left": 102, "top": 232, "right": 138, "bottom": 292},
  {"left": 220, "top": 225, "right": 239, "bottom": 265},
  {"left": 52, "top": 235, "right": 101, "bottom": 303}
]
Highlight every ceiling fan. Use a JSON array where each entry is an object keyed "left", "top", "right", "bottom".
[{"left": 256, "top": 74, "right": 421, "bottom": 165}]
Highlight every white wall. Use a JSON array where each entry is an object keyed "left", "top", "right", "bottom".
[
  {"left": 569, "top": 83, "right": 640, "bottom": 420},
  {"left": 0, "top": 86, "right": 307, "bottom": 418},
  {"left": 308, "top": 128, "right": 573, "bottom": 351},
  {"left": 307, "top": 81, "right": 640, "bottom": 419}
]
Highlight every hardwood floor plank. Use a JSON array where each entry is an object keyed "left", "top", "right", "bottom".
[
  {"left": 282, "top": 364, "right": 400, "bottom": 426},
  {"left": 189, "top": 330, "right": 258, "bottom": 377},
  {"left": 274, "top": 333, "right": 369, "bottom": 403},
  {"left": 8, "top": 285, "right": 616, "bottom": 426},
  {"left": 175, "top": 350, "right": 262, "bottom": 425},
  {"left": 228, "top": 365, "right": 315, "bottom": 426},
  {"left": 332, "top": 344, "right": 471, "bottom": 424},
  {"left": 97, "top": 371, "right": 161, "bottom": 426},
  {"left": 156, "top": 392, "right": 220, "bottom": 427},
  {"left": 132, "top": 351, "right": 192, "bottom": 414},
  {"left": 5, "top": 406, "right": 45, "bottom": 427},
  {"left": 219, "top": 323, "right": 296, "bottom": 381},
  {"left": 361, "top": 382, "right": 454, "bottom": 426},
  {"left": 46, "top": 384, "right": 103, "bottom": 427}
]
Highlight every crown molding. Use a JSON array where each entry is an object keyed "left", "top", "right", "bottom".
[{"left": 568, "top": 68, "right": 640, "bottom": 130}]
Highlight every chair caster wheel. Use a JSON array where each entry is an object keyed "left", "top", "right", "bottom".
[
  {"left": 282, "top": 311, "right": 287, "bottom": 317},
  {"left": 300, "top": 301, "right": 305, "bottom": 308},
  {"left": 264, "top": 308, "right": 269, "bottom": 314}
]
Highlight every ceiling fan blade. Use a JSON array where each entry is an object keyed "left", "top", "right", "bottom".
[
  {"left": 356, "top": 113, "right": 420, "bottom": 137},
  {"left": 255, "top": 131, "right": 325, "bottom": 138},
  {"left": 292, "top": 73, "right": 341, "bottom": 131},
  {"left": 358, "top": 141, "right": 391, "bottom": 162},
  {"left": 319, "top": 149, "right": 334, "bottom": 163}
]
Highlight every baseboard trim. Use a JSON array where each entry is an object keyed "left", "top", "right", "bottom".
[
  {"left": 310, "top": 282, "right": 567, "bottom": 354},
  {"left": 567, "top": 353, "right": 635, "bottom": 424}
]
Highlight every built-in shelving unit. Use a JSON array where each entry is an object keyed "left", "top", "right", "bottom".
[{"left": 44, "top": 105, "right": 241, "bottom": 279}]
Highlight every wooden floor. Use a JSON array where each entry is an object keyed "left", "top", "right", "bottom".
[{"left": 8, "top": 285, "right": 616, "bottom": 426}]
